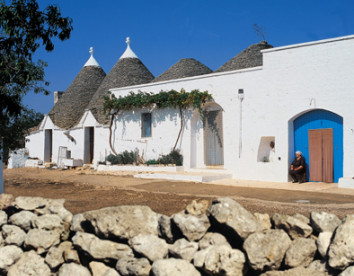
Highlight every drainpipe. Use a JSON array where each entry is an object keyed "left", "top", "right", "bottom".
[{"left": 238, "top": 89, "right": 244, "bottom": 158}]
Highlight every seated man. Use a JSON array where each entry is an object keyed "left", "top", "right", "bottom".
[{"left": 289, "top": 151, "right": 306, "bottom": 183}]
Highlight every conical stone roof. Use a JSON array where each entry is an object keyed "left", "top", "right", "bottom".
[
  {"left": 87, "top": 38, "right": 154, "bottom": 125},
  {"left": 152, "top": 58, "right": 212, "bottom": 82},
  {"left": 48, "top": 48, "right": 106, "bottom": 129},
  {"left": 215, "top": 41, "right": 273, "bottom": 73}
]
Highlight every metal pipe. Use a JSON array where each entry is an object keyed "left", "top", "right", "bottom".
[{"left": 238, "top": 89, "right": 244, "bottom": 158}]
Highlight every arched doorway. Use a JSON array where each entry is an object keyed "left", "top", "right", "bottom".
[
  {"left": 293, "top": 109, "right": 343, "bottom": 183},
  {"left": 203, "top": 103, "right": 224, "bottom": 166}
]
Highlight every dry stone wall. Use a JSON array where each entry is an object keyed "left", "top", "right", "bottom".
[{"left": 0, "top": 194, "right": 352, "bottom": 275}]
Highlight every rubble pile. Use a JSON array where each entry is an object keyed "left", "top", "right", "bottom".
[{"left": 0, "top": 195, "right": 352, "bottom": 275}]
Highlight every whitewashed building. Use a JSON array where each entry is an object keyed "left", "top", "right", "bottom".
[{"left": 25, "top": 35, "right": 354, "bottom": 187}]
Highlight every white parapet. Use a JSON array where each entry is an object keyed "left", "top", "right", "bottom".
[
  {"left": 62, "top": 159, "right": 83, "bottom": 167},
  {"left": 97, "top": 165, "right": 184, "bottom": 173},
  {"left": 338, "top": 178, "right": 354, "bottom": 189},
  {"left": 25, "top": 159, "right": 43, "bottom": 167}
]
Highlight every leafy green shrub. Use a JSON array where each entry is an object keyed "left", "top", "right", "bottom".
[
  {"left": 106, "top": 150, "right": 138, "bottom": 165},
  {"left": 146, "top": 150, "right": 183, "bottom": 166},
  {"left": 122, "top": 150, "right": 137, "bottom": 164},
  {"left": 146, "top": 159, "right": 159, "bottom": 165},
  {"left": 168, "top": 150, "right": 183, "bottom": 166},
  {"left": 106, "top": 154, "right": 122, "bottom": 165}
]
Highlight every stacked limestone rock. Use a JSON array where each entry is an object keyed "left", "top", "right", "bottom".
[{"left": 0, "top": 195, "right": 353, "bottom": 275}]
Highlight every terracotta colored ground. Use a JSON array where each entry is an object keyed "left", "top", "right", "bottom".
[{"left": 3, "top": 168, "right": 354, "bottom": 218}]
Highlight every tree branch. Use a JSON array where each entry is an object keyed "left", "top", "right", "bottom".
[{"left": 173, "top": 107, "right": 183, "bottom": 151}]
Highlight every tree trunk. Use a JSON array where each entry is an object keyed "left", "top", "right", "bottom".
[
  {"left": 173, "top": 108, "right": 183, "bottom": 151},
  {"left": 109, "top": 112, "right": 118, "bottom": 156}
]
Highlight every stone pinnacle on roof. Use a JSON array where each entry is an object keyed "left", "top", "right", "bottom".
[
  {"left": 84, "top": 47, "right": 101, "bottom": 67},
  {"left": 87, "top": 37, "right": 154, "bottom": 125},
  {"left": 48, "top": 48, "right": 106, "bottom": 129},
  {"left": 119, "top": 37, "right": 138, "bottom": 59}
]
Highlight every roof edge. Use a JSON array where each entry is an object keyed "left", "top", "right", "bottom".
[{"left": 262, "top": 34, "right": 354, "bottom": 53}]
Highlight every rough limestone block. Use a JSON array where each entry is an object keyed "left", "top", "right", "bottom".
[
  {"left": 194, "top": 245, "right": 245, "bottom": 276},
  {"left": 172, "top": 213, "right": 210, "bottom": 241},
  {"left": 254, "top": 212, "right": 272, "bottom": 231},
  {"left": 24, "top": 229, "right": 60, "bottom": 254},
  {"left": 2, "top": 225, "right": 26, "bottom": 247},
  {"left": 72, "top": 231, "right": 133, "bottom": 261},
  {"left": 83, "top": 206, "right": 159, "bottom": 240},
  {"left": 8, "top": 210, "right": 37, "bottom": 231},
  {"left": 151, "top": 258, "right": 201, "bottom": 276},
  {"left": 129, "top": 234, "right": 168, "bottom": 262},
  {"left": 58, "top": 263, "right": 91, "bottom": 276},
  {"left": 0, "top": 211, "right": 8, "bottom": 227},
  {"left": 328, "top": 215, "right": 354, "bottom": 270},
  {"left": 317, "top": 231, "right": 333, "bottom": 258},
  {"left": 116, "top": 257, "right": 151, "bottom": 276},
  {"left": 284, "top": 237, "right": 317, "bottom": 268},
  {"left": 89, "top": 261, "right": 120, "bottom": 276},
  {"left": 7, "top": 250, "right": 51, "bottom": 276},
  {"left": 310, "top": 211, "right": 341, "bottom": 233},
  {"left": 168, "top": 238, "right": 198, "bottom": 261},
  {"left": 0, "top": 245, "right": 23, "bottom": 272},
  {"left": 198, "top": 232, "right": 231, "bottom": 250},
  {"left": 243, "top": 229, "right": 291, "bottom": 271},
  {"left": 208, "top": 197, "right": 262, "bottom": 240}
]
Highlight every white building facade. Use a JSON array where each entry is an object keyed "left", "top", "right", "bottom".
[{"left": 25, "top": 35, "right": 354, "bottom": 187}]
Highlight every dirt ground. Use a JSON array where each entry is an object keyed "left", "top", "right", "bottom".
[{"left": 3, "top": 167, "right": 354, "bottom": 218}]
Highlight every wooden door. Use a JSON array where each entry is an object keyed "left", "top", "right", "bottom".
[
  {"left": 203, "top": 110, "right": 224, "bottom": 166},
  {"left": 89, "top": 127, "right": 94, "bottom": 164},
  {"left": 308, "top": 129, "right": 333, "bottom": 182},
  {"left": 44, "top": 129, "right": 52, "bottom": 163},
  {"left": 84, "top": 127, "right": 94, "bottom": 164}
]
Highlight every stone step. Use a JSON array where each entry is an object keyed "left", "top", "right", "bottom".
[{"left": 134, "top": 172, "right": 232, "bottom": 183}]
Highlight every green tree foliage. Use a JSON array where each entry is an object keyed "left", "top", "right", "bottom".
[
  {"left": 0, "top": 0, "right": 73, "bottom": 149},
  {"left": 3, "top": 108, "right": 43, "bottom": 162}
]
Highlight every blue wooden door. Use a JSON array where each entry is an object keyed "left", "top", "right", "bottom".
[{"left": 294, "top": 109, "right": 343, "bottom": 183}]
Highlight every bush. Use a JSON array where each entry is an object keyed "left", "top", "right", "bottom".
[
  {"left": 122, "top": 150, "right": 137, "bottom": 164},
  {"left": 146, "top": 150, "right": 183, "bottom": 166},
  {"left": 106, "top": 150, "right": 138, "bottom": 165},
  {"left": 146, "top": 159, "right": 159, "bottom": 165}
]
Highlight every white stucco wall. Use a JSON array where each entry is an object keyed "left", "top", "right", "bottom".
[
  {"left": 262, "top": 36, "right": 354, "bottom": 179},
  {"left": 7, "top": 149, "right": 27, "bottom": 169},
  {"left": 109, "top": 106, "right": 197, "bottom": 167},
  {"left": 109, "top": 35, "right": 354, "bottom": 182},
  {"left": 26, "top": 130, "right": 44, "bottom": 160}
]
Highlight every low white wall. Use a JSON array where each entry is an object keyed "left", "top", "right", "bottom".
[
  {"left": 7, "top": 149, "right": 27, "bottom": 169},
  {"left": 97, "top": 164, "right": 184, "bottom": 172}
]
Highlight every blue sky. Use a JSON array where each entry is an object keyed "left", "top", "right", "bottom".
[{"left": 23, "top": 0, "right": 354, "bottom": 114}]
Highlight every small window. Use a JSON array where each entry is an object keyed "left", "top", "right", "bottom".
[{"left": 141, "top": 113, "right": 152, "bottom": 137}]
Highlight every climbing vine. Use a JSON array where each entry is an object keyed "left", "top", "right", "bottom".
[{"left": 103, "top": 89, "right": 213, "bottom": 117}]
